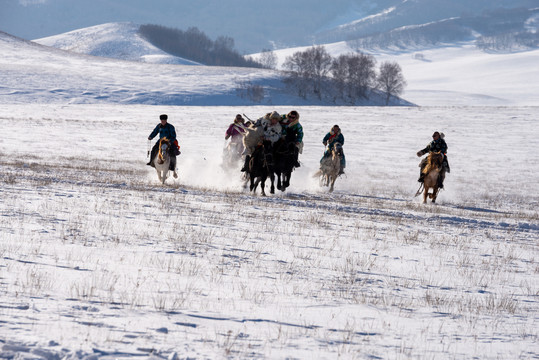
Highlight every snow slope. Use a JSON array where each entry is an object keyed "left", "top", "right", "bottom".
[
  {"left": 0, "top": 31, "right": 409, "bottom": 106},
  {"left": 264, "top": 41, "right": 539, "bottom": 106},
  {"left": 34, "top": 22, "right": 199, "bottom": 65},
  {"left": 14, "top": 20, "right": 539, "bottom": 107}
]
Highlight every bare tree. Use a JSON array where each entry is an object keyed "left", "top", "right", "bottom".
[
  {"left": 258, "top": 48, "right": 278, "bottom": 69},
  {"left": 307, "top": 46, "right": 333, "bottom": 99},
  {"left": 377, "top": 61, "right": 407, "bottom": 105},
  {"left": 330, "top": 55, "right": 349, "bottom": 101},
  {"left": 330, "top": 53, "right": 377, "bottom": 102},
  {"left": 347, "top": 53, "right": 376, "bottom": 99},
  {"left": 283, "top": 45, "right": 332, "bottom": 100}
]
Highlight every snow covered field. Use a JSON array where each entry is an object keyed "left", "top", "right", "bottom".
[{"left": 1, "top": 104, "right": 538, "bottom": 359}]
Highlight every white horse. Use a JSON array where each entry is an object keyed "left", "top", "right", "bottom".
[
  {"left": 153, "top": 137, "right": 175, "bottom": 184},
  {"left": 222, "top": 137, "right": 244, "bottom": 170},
  {"left": 315, "top": 142, "right": 343, "bottom": 193}
]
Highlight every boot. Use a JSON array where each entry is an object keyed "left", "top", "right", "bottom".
[
  {"left": 418, "top": 172, "right": 425, "bottom": 183},
  {"left": 294, "top": 155, "right": 300, "bottom": 167},
  {"left": 293, "top": 148, "right": 300, "bottom": 167},
  {"left": 339, "top": 166, "right": 345, "bottom": 175}
]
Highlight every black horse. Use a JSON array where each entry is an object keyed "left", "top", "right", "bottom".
[
  {"left": 248, "top": 140, "right": 275, "bottom": 196},
  {"left": 273, "top": 136, "right": 297, "bottom": 192}
]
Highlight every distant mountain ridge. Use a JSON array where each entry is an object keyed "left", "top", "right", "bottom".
[
  {"left": 317, "top": 1, "right": 539, "bottom": 51},
  {"left": 2, "top": 0, "right": 538, "bottom": 52}
]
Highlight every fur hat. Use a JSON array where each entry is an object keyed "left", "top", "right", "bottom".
[
  {"left": 160, "top": 114, "right": 168, "bottom": 121},
  {"left": 234, "top": 114, "right": 244, "bottom": 123},
  {"left": 287, "top": 110, "right": 299, "bottom": 120},
  {"left": 269, "top": 111, "right": 281, "bottom": 120}
]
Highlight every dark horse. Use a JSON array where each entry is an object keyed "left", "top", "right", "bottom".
[
  {"left": 248, "top": 140, "right": 275, "bottom": 196},
  {"left": 273, "top": 136, "right": 297, "bottom": 192}
]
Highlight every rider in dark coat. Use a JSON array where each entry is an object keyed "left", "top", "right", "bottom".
[
  {"left": 280, "top": 110, "right": 303, "bottom": 168},
  {"left": 147, "top": 114, "right": 180, "bottom": 173},
  {"left": 416, "top": 131, "right": 450, "bottom": 188},
  {"left": 321, "top": 125, "right": 346, "bottom": 174}
]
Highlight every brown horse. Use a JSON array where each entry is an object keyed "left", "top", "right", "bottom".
[{"left": 417, "top": 151, "right": 444, "bottom": 203}]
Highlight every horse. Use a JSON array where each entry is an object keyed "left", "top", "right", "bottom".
[
  {"left": 153, "top": 137, "right": 173, "bottom": 184},
  {"left": 316, "top": 142, "right": 343, "bottom": 193},
  {"left": 273, "top": 137, "right": 297, "bottom": 192},
  {"left": 247, "top": 140, "right": 275, "bottom": 196},
  {"left": 416, "top": 151, "right": 444, "bottom": 203},
  {"left": 222, "top": 137, "right": 244, "bottom": 170}
]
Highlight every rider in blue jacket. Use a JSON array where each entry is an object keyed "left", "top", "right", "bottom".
[{"left": 147, "top": 114, "right": 179, "bottom": 171}]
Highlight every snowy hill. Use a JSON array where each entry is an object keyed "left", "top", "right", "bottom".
[
  {"left": 2, "top": 0, "right": 538, "bottom": 53},
  {"left": 34, "top": 22, "right": 199, "bottom": 65},
  {"left": 13, "top": 20, "right": 539, "bottom": 107},
  {"left": 262, "top": 40, "right": 539, "bottom": 106},
  {"left": 0, "top": 31, "right": 409, "bottom": 106}
]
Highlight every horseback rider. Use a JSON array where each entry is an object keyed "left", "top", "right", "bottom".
[
  {"left": 225, "top": 114, "right": 246, "bottom": 156},
  {"left": 280, "top": 110, "right": 303, "bottom": 168},
  {"left": 147, "top": 114, "right": 180, "bottom": 175},
  {"left": 241, "top": 111, "right": 282, "bottom": 172},
  {"left": 322, "top": 124, "right": 346, "bottom": 175},
  {"left": 225, "top": 114, "right": 246, "bottom": 140},
  {"left": 416, "top": 131, "right": 450, "bottom": 188}
]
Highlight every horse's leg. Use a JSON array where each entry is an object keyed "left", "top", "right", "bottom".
[
  {"left": 269, "top": 172, "right": 275, "bottom": 194},
  {"left": 423, "top": 186, "right": 428, "bottom": 203},
  {"left": 276, "top": 172, "right": 282, "bottom": 191},
  {"left": 329, "top": 175, "right": 335, "bottom": 192},
  {"left": 432, "top": 186, "right": 439, "bottom": 203},
  {"left": 260, "top": 176, "right": 267, "bottom": 196},
  {"left": 249, "top": 175, "right": 256, "bottom": 192},
  {"left": 284, "top": 171, "right": 290, "bottom": 189}
]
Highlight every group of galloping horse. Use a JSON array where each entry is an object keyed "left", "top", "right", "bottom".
[
  {"left": 244, "top": 133, "right": 299, "bottom": 196},
  {"left": 150, "top": 125, "right": 444, "bottom": 203}
]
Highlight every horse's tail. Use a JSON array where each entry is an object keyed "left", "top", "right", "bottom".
[{"left": 312, "top": 170, "right": 322, "bottom": 178}]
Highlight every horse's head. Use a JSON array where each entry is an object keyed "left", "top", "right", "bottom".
[
  {"left": 157, "top": 137, "right": 170, "bottom": 164},
  {"left": 429, "top": 151, "right": 443, "bottom": 166},
  {"left": 424, "top": 151, "right": 443, "bottom": 174}
]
